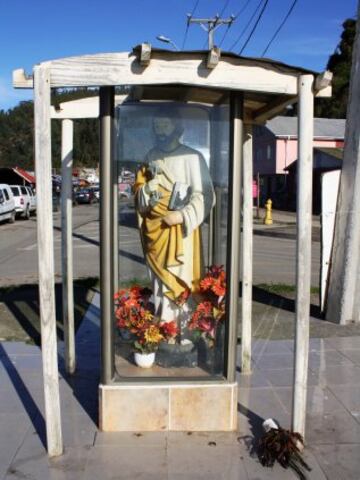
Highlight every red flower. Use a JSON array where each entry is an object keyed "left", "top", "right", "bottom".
[{"left": 160, "top": 320, "right": 179, "bottom": 339}]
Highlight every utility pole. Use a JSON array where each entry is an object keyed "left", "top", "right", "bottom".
[{"left": 187, "top": 14, "right": 235, "bottom": 49}]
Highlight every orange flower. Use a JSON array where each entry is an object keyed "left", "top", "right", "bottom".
[
  {"left": 200, "top": 276, "right": 214, "bottom": 292},
  {"left": 212, "top": 278, "right": 226, "bottom": 297}
]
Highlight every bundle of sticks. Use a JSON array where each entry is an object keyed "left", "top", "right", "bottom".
[{"left": 257, "top": 419, "right": 312, "bottom": 480}]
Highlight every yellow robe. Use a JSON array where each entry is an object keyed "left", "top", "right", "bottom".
[{"left": 135, "top": 145, "right": 215, "bottom": 319}]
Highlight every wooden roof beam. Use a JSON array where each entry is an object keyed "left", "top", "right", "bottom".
[
  {"left": 13, "top": 68, "right": 33, "bottom": 88},
  {"left": 133, "top": 43, "right": 152, "bottom": 67},
  {"left": 314, "top": 70, "right": 333, "bottom": 95},
  {"left": 207, "top": 47, "right": 221, "bottom": 69},
  {"left": 253, "top": 70, "right": 332, "bottom": 123},
  {"left": 252, "top": 95, "right": 297, "bottom": 124}
]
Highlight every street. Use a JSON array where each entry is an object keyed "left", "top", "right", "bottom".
[{"left": 0, "top": 202, "right": 320, "bottom": 288}]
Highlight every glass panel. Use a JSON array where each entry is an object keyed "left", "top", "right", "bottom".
[{"left": 114, "top": 100, "right": 230, "bottom": 380}]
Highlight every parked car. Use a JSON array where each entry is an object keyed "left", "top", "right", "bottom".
[
  {"left": 74, "top": 188, "right": 98, "bottom": 205},
  {"left": 10, "top": 185, "right": 37, "bottom": 219},
  {"left": 88, "top": 185, "right": 100, "bottom": 200},
  {"left": 0, "top": 184, "right": 16, "bottom": 223}
]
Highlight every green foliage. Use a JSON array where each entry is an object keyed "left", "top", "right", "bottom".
[
  {"left": 256, "top": 283, "right": 320, "bottom": 295},
  {"left": 315, "top": 18, "right": 356, "bottom": 119},
  {"left": 0, "top": 88, "right": 100, "bottom": 170},
  {"left": 0, "top": 101, "right": 34, "bottom": 170}
]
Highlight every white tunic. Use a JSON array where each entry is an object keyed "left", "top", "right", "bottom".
[{"left": 137, "top": 144, "right": 215, "bottom": 324}]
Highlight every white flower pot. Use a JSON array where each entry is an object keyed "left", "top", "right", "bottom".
[{"left": 134, "top": 352, "right": 155, "bottom": 368}]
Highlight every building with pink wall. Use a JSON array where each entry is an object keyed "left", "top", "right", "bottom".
[{"left": 253, "top": 116, "right": 345, "bottom": 207}]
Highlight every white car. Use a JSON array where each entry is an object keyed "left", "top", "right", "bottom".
[
  {"left": 0, "top": 184, "right": 16, "bottom": 223},
  {"left": 10, "top": 185, "right": 37, "bottom": 219}
]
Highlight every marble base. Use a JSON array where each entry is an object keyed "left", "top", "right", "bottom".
[{"left": 99, "top": 382, "right": 238, "bottom": 432}]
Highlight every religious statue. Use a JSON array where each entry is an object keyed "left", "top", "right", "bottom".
[{"left": 134, "top": 108, "right": 215, "bottom": 338}]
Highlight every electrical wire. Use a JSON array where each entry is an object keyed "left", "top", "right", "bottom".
[
  {"left": 239, "top": 0, "right": 269, "bottom": 55},
  {"left": 228, "top": 0, "right": 264, "bottom": 51},
  {"left": 234, "top": 0, "right": 253, "bottom": 19},
  {"left": 220, "top": 0, "right": 252, "bottom": 48},
  {"left": 261, "top": 0, "right": 298, "bottom": 57},
  {"left": 219, "top": 0, "right": 231, "bottom": 17},
  {"left": 219, "top": 23, "right": 233, "bottom": 47},
  {"left": 182, "top": 0, "right": 201, "bottom": 50}
]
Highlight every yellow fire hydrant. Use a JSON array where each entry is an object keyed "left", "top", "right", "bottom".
[{"left": 264, "top": 198, "right": 273, "bottom": 225}]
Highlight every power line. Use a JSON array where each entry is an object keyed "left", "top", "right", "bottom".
[
  {"left": 220, "top": 0, "right": 253, "bottom": 48},
  {"left": 182, "top": 0, "right": 201, "bottom": 50},
  {"left": 228, "top": 0, "right": 264, "bottom": 51},
  {"left": 234, "top": 0, "right": 253, "bottom": 19},
  {"left": 239, "top": 0, "right": 270, "bottom": 55},
  {"left": 261, "top": 0, "right": 298, "bottom": 57},
  {"left": 219, "top": 22, "right": 233, "bottom": 47},
  {"left": 219, "top": 0, "right": 231, "bottom": 17}
]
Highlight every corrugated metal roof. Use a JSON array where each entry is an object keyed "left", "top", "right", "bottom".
[{"left": 265, "top": 116, "right": 346, "bottom": 139}]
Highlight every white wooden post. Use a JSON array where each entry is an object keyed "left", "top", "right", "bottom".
[
  {"left": 241, "top": 124, "right": 253, "bottom": 373},
  {"left": 61, "top": 119, "right": 75, "bottom": 374},
  {"left": 326, "top": 8, "right": 360, "bottom": 324},
  {"left": 292, "top": 74, "right": 314, "bottom": 437},
  {"left": 34, "top": 65, "right": 63, "bottom": 456}
]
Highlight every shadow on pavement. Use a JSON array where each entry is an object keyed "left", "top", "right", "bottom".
[
  {"left": 251, "top": 285, "right": 322, "bottom": 320},
  {"left": 0, "top": 343, "right": 47, "bottom": 449},
  {"left": 0, "top": 280, "right": 100, "bottom": 427}
]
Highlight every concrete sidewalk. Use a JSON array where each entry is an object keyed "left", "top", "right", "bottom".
[{"left": 0, "top": 293, "right": 359, "bottom": 479}]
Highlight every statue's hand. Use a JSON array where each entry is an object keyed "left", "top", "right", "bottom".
[
  {"left": 144, "top": 178, "right": 159, "bottom": 194},
  {"left": 163, "top": 211, "right": 183, "bottom": 227}
]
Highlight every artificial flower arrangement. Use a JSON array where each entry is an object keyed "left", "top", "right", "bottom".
[
  {"left": 114, "top": 285, "right": 179, "bottom": 356},
  {"left": 114, "top": 266, "right": 225, "bottom": 367},
  {"left": 188, "top": 265, "right": 226, "bottom": 347}
]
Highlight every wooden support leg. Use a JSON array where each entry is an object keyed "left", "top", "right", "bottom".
[
  {"left": 292, "top": 74, "right": 314, "bottom": 437},
  {"left": 241, "top": 124, "right": 253, "bottom": 373},
  {"left": 34, "top": 65, "right": 63, "bottom": 457},
  {"left": 326, "top": 9, "right": 360, "bottom": 325},
  {"left": 61, "top": 119, "right": 75, "bottom": 374}
]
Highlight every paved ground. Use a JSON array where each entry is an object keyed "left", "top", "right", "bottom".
[
  {"left": 1, "top": 293, "right": 359, "bottom": 479},
  {"left": 0, "top": 203, "right": 321, "bottom": 286}
]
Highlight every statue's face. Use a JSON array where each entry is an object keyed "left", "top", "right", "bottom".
[{"left": 153, "top": 116, "right": 176, "bottom": 144}]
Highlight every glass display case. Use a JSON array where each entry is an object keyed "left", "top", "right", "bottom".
[{"left": 113, "top": 99, "right": 231, "bottom": 380}]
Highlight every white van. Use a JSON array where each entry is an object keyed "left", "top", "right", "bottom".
[
  {"left": 0, "top": 184, "right": 16, "bottom": 223},
  {"left": 10, "top": 185, "right": 36, "bottom": 219}
]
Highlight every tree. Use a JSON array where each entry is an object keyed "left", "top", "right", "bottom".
[
  {"left": 0, "top": 88, "right": 100, "bottom": 171},
  {"left": 315, "top": 18, "right": 357, "bottom": 118},
  {"left": 0, "top": 101, "right": 34, "bottom": 170}
]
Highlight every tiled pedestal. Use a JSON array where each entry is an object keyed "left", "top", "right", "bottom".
[{"left": 99, "top": 382, "right": 238, "bottom": 431}]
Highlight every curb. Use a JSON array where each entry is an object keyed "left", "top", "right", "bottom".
[{"left": 254, "top": 228, "right": 320, "bottom": 242}]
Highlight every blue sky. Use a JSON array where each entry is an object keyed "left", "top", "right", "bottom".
[{"left": 0, "top": 0, "right": 357, "bottom": 110}]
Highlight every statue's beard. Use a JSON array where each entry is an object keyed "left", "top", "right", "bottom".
[{"left": 155, "top": 129, "right": 180, "bottom": 151}]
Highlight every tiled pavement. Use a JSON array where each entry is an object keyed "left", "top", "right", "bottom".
[{"left": 0, "top": 294, "right": 359, "bottom": 479}]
